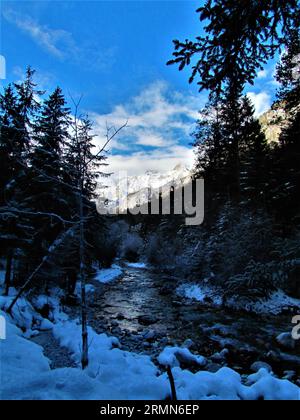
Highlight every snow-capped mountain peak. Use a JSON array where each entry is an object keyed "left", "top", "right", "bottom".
[{"left": 96, "top": 164, "right": 192, "bottom": 212}]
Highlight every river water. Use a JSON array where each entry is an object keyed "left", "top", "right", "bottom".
[{"left": 85, "top": 265, "right": 300, "bottom": 377}]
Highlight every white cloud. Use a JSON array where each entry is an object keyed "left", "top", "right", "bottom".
[
  {"left": 3, "top": 9, "right": 72, "bottom": 59},
  {"left": 107, "top": 147, "right": 195, "bottom": 178},
  {"left": 90, "top": 81, "right": 202, "bottom": 175},
  {"left": 247, "top": 91, "right": 272, "bottom": 117},
  {"left": 91, "top": 81, "right": 201, "bottom": 144},
  {"left": 257, "top": 69, "right": 268, "bottom": 79},
  {"left": 136, "top": 131, "right": 171, "bottom": 148},
  {"left": 3, "top": 8, "right": 115, "bottom": 70}
]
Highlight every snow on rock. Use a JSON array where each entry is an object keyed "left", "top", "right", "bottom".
[
  {"left": 173, "top": 366, "right": 300, "bottom": 400},
  {"left": 243, "top": 368, "right": 300, "bottom": 400},
  {"left": 211, "top": 349, "right": 229, "bottom": 363},
  {"left": 32, "top": 291, "right": 68, "bottom": 323},
  {"left": 39, "top": 319, "right": 54, "bottom": 331},
  {"left": 276, "top": 332, "right": 296, "bottom": 351},
  {"left": 94, "top": 264, "right": 123, "bottom": 284},
  {"left": 177, "top": 284, "right": 222, "bottom": 306},
  {"left": 0, "top": 294, "right": 39, "bottom": 333},
  {"left": 126, "top": 262, "right": 148, "bottom": 269},
  {"left": 245, "top": 290, "right": 300, "bottom": 315},
  {"left": 250, "top": 361, "right": 273, "bottom": 373},
  {"left": 158, "top": 346, "right": 207, "bottom": 368},
  {"left": 172, "top": 367, "right": 244, "bottom": 400}
]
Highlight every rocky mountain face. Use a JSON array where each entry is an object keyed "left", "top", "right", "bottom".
[
  {"left": 259, "top": 102, "right": 299, "bottom": 143},
  {"left": 259, "top": 106, "right": 285, "bottom": 144}
]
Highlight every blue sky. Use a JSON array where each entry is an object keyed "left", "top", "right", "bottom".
[{"left": 1, "top": 0, "right": 279, "bottom": 175}]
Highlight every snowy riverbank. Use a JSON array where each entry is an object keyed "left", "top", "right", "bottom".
[
  {"left": 177, "top": 283, "right": 300, "bottom": 315},
  {"left": 1, "top": 275, "right": 300, "bottom": 400}
]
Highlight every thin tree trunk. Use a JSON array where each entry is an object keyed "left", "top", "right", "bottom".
[
  {"left": 4, "top": 249, "right": 13, "bottom": 296},
  {"left": 166, "top": 366, "right": 177, "bottom": 401},
  {"left": 79, "top": 180, "right": 88, "bottom": 370}
]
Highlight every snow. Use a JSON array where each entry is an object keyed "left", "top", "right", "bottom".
[
  {"left": 32, "top": 291, "right": 68, "bottom": 323},
  {"left": 158, "top": 346, "right": 207, "bottom": 368},
  {"left": 94, "top": 264, "right": 123, "bottom": 284},
  {"left": 97, "top": 164, "right": 191, "bottom": 212},
  {"left": 0, "top": 293, "right": 39, "bottom": 333},
  {"left": 177, "top": 284, "right": 222, "bottom": 306},
  {"left": 1, "top": 283, "right": 300, "bottom": 400},
  {"left": 39, "top": 319, "right": 54, "bottom": 331},
  {"left": 0, "top": 287, "right": 68, "bottom": 335},
  {"left": 240, "top": 290, "right": 300, "bottom": 315},
  {"left": 1, "top": 305, "right": 300, "bottom": 400},
  {"left": 178, "top": 283, "right": 300, "bottom": 315},
  {"left": 172, "top": 367, "right": 300, "bottom": 400},
  {"left": 126, "top": 262, "right": 147, "bottom": 269},
  {"left": 243, "top": 368, "right": 300, "bottom": 400},
  {"left": 52, "top": 319, "right": 168, "bottom": 399}
]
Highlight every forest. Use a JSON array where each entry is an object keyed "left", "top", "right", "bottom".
[{"left": 0, "top": 0, "right": 300, "bottom": 401}]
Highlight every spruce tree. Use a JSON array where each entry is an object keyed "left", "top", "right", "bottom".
[
  {"left": 0, "top": 84, "right": 19, "bottom": 205},
  {"left": 0, "top": 81, "right": 35, "bottom": 295},
  {"left": 29, "top": 87, "right": 70, "bottom": 216},
  {"left": 193, "top": 93, "right": 268, "bottom": 203},
  {"left": 168, "top": 0, "right": 300, "bottom": 94},
  {"left": 238, "top": 96, "right": 269, "bottom": 204},
  {"left": 275, "top": 29, "right": 300, "bottom": 109},
  {"left": 193, "top": 93, "right": 228, "bottom": 196},
  {"left": 13, "top": 67, "right": 43, "bottom": 160},
  {"left": 268, "top": 29, "right": 300, "bottom": 222}
]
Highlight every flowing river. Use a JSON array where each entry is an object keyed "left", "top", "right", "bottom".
[{"left": 85, "top": 264, "right": 300, "bottom": 377}]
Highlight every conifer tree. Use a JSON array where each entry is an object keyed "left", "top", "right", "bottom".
[
  {"left": 13, "top": 67, "right": 43, "bottom": 160},
  {"left": 0, "top": 84, "right": 19, "bottom": 205},
  {"left": 193, "top": 93, "right": 268, "bottom": 203},
  {"left": 168, "top": 0, "right": 300, "bottom": 94},
  {"left": 193, "top": 93, "right": 228, "bottom": 195},
  {"left": 268, "top": 29, "right": 300, "bottom": 221},
  {"left": 29, "top": 87, "right": 71, "bottom": 216},
  {"left": 238, "top": 96, "right": 269, "bottom": 204},
  {"left": 275, "top": 29, "right": 300, "bottom": 109}
]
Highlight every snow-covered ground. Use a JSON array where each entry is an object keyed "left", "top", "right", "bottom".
[
  {"left": 178, "top": 283, "right": 300, "bottom": 315},
  {"left": 238, "top": 290, "right": 300, "bottom": 315},
  {"left": 94, "top": 264, "right": 123, "bottom": 284},
  {"left": 126, "top": 262, "right": 148, "bottom": 269},
  {"left": 1, "top": 281, "right": 300, "bottom": 400},
  {"left": 1, "top": 307, "right": 300, "bottom": 400}
]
